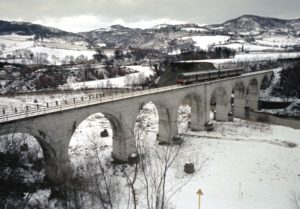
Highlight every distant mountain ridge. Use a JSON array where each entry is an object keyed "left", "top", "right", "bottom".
[
  {"left": 0, "top": 20, "right": 79, "bottom": 37},
  {"left": 0, "top": 14, "right": 299, "bottom": 50},
  {"left": 207, "top": 15, "right": 300, "bottom": 34},
  {"left": 80, "top": 15, "right": 300, "bottom": 49}
]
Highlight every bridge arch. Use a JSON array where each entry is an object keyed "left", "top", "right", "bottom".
[
  {"left": 177, "top": 93, "right": 205, "bottom": 133},
  {"left": 0, "top": 132, "right": 46, "bottom": 192},
  {"left": 135, "top": 99, "right": 177, "bottom": 143},
  {"left": 70, "top": 111, "right": 134, "bottom": 163},
  {"left": 210, "top": 86, "right": 231, "bottom": 121},
  {"left": 0, "top": 128, "right": 64, "bottom": 184},
  {"left": 134, "top": 101, "right": 159, "bottom": 149}
]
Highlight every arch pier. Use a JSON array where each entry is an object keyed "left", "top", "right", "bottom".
[
  {"left": 247, "top": 79, "right": 260, "bottom": 110},
  {"left": 210, "top": 86, "right": 232, "bottom": 122},
  {"left": 233, "top": 82, "right": 247, "bottom": 118}
]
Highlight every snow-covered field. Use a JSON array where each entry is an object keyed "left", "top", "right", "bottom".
[
  {"left": 1, "top": 46, "right": 96, "bottom": 65},
  {"left": 180, "top": 52, "right": 300, "bottom": 66},
  {"left": 256, "top": 35, "right": 300, "bottom": 48},
  {"left": 217, "top": 36, "right": 300, "bottom": 52},
  {"left": 176, "top": 120, "right": 300, "bottom": 209},
  {"left": 181, "top": 27, "right": 208, "bottom": 32},
  {"left": 0, "top": 34, "right": 34, "bottom": 52},
  {"left": 217, "top": 42, "right": 285, "bottom": 52},
  {"left": 0, "top": 34, "right": 96, "bottom": 65},
  {"left": 29, "top": 46, "right": 95, "bottom": 62},
  {"left": 182, "top": 35, "right": 230, "bottom": 50}
]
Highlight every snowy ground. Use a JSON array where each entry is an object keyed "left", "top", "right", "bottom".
[
  {"left": 175, "top": 119, "right": 300, "bottom": 209},
  {"left": 182, "top": 35, "right": 230, "bottom": 50}
]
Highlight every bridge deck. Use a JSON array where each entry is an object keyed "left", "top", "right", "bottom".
[{"left": 0, "top": 69, "right": 273, "bottom": 124}]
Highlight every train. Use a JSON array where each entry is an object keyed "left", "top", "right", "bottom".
[{"left": 176, "top": 68, "right": 244, "bottom": 85}]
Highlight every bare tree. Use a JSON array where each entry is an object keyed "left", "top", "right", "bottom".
[
  {"left": 94, "top": 48, "right": 108, "bottom": 63},
  {"left": 137, "top": 72, "right": 146, "bottom": 86},
  {"left": 133, "top": 104, "right": 202, "bottom": 209},
  {"left": 124, "top": 74, "right": 133, "bottom": 87},
  {"left": 124, "top": 159, "right": 139, "bottom": 209},
  {"left": 51, "top": 55, "right": 60, "bottom": 65},
  {"left": 114, "top": 49, "right": 124, "bottom": 60},
  {"left": 34, "top": 53, "right": 49, "bottom": 65},
  {"left": 0, "top": 43, "right": 5, "bottom": 51},
  {"left": 133, "top": 118, "right": 181, "bottom": 209},
  {"left": 84, "top": 132, "right": 121, "bottom": 209},
  {"left": 75, "top": 55, "right": 88, "bottom": 64},
  {"left": 0, "top": 131, "right": 44, "bottom": 209}
]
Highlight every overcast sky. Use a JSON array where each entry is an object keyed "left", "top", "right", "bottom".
[{"left": 0, "top": 0, "right": 299, "bottom": 32}]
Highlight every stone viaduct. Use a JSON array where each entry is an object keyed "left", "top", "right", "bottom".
[{"left": 0, "top": 69, "right": 273, "bottom": 184}]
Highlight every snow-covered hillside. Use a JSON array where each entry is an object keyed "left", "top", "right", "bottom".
[
  {"left": 28, "top": 46, "right": 96, "bottom": 64},
  {"left": 66, "top": 65, "right": 154, "bottom": 89},
  {"left": 256, "top": 35, "right": 300, "bottom": 48},
  {"left": 1, "top": 15, "right": 300, "bottom": 66},
  {"left": 0, "top": 34, "right": 34, "bottom": 52},
  {"left": 0, "top": 34, "right": 96, "bottom": 65},
  {"left": 180, "top": 52, "right": 300, "bottom": 67}
]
